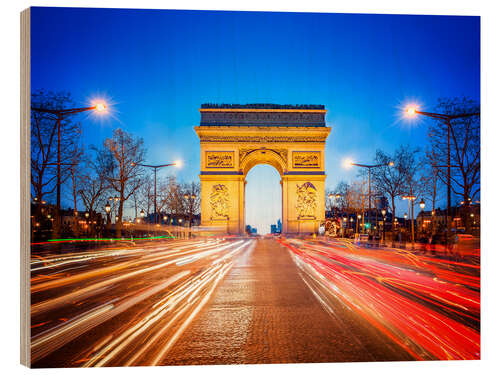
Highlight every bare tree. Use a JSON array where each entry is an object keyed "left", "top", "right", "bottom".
[
  {"left": 68, "top": 143, "right": 84, "bottom": 236},
  {"left": 371, "top": 149, "right": 405, "bottom": 227},
  {"left": 181, "top": 182, "right": 201, "bottom": 227},
  {"left": 159, "top": 177, "right": 185, "bottom": 218},
  {"left": 31, "top": 90, "right": 81, "bottom": 213},
  {"left": 97, "top": 129, "right": 146, "bottom": 237},
  {"left": 422, "top": 147, "right": 444, "bottom": 235},
  {"left": 79, "top": 147, "right": 109, "bottom": 236},
  {"left": 427, "top": 97, "right": 480, "bottom": 233},
  {"left": 136, "top": 175, "right": 155, "bottom": 217},
  {"left": 398, "top": 145, "right": 426, "bottom": 242},
  {"left": 326, "top": 181, "right": 347, "bottom": 214}
]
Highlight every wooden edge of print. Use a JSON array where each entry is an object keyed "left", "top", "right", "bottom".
[{"left": 20, "top": 7, "right": 31, "bottom": 368}]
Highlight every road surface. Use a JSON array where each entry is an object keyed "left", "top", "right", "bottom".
[{"left": 30, "top": 237, "right": 479, "bottom": 367}]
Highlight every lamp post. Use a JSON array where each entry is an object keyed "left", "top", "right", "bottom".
[
  {"left": 402, "top": 195, "right": 416, "bottom": 243},
  {"left": 405, "top": 106, "right": 479, "bottom": 247},
  {"left": 344, "top": 160, "right": 393, "bottom": 232},
  {"left": 179, "top": 218, "right": 183, "bottom": 239},
  {"left": 357, "top": 214, "right": 362, "bottom": 234},
  {"left": 419, "top": 199, "right": 426, "bottom": 240},
  {"left": 104, "top": 202, "right": 111, "bottom": 236},
  {"left": 31, "top": 102, "right": 107, "bottom": 237},
  {"left": 140, "top": 209, "right": 146, "bottom": 237},
  {"left": 84, "top": 211, "right": 90, "bottom": 235},
  {"left": 131, "top": 161, "right": 181, "bottom": 225},
  {"left": 381, "top": 209, "right": 386, "bottom": 242},
  {"left": 108, "top": 196, "right": 119, "bottom": 224}
]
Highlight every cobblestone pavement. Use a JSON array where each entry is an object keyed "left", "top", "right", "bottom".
[{"left": 162, "top": 238, "right": 413, "bottom": 365}]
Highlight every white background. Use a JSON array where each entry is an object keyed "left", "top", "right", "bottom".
[{"left": 1, "top": 1, "right": 499, "bottom": 374}]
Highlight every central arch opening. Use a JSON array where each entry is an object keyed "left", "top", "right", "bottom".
[{"left": 245, "top": 164, "right": 282, "bottom": 235}]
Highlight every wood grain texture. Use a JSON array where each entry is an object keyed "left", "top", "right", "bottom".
[{"left": 20, "top": 7, "right": 31, "bottom": 368}]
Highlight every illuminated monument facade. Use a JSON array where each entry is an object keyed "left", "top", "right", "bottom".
[{"left": 195, "top": 104, "right": 331, "bottom": 234}]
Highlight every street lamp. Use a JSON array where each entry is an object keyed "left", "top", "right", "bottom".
[
  {"left": 343, "top": 160, "right": 393, "bottom": 232},
  {"left": 419, "top": 199, "right": 425, "bottom": 210},
  {"left": 402, "top": 195, "right": 416, "bottom": 243},
  {"left": 131, "top": 161, "right": 181, "bottom": 225},
  {"left": 405, "top": 105, "right": 479, "bottom": 246},
  {"left": 381, "top": 209, "right": 387, "bottom": 241},
  {"left": 108, "top": 196, "right": 119, "bottom": 224},
  {"left": 31, "top": 101, "right": 108, "bottom": 236}
]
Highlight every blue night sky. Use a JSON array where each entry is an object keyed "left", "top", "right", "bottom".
[{"left": 31, "top": 7, "right": 480, "bottom": 233}]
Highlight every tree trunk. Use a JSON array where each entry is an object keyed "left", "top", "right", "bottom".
[{"left": 117, "top": 198, "right": 123, "bottom": 238}]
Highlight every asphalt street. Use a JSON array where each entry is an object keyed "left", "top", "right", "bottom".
[{"left": 30, "top": 236, "right": 479, "bottom": 367}]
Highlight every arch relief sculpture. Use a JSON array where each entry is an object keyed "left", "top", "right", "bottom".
[
  {"left": 296, "top": 182, "right": 317, "bottom": 219},
  {"left": 209, "top": 184, "right": 230, "bottom": 220}
]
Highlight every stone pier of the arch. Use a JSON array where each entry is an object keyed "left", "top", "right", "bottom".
[{"left": 195, "top": 104, "right": 331, "bottom": 235}]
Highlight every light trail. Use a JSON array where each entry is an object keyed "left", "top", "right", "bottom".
[
  {"left": 30, "top": 238, "right": 254, "bottom": 367},
  {"left": 278, "top": 238, "right": 480, "bottom": 360}
]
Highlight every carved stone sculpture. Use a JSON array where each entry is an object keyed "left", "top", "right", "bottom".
[
  {"left": 296, "top": 182, "right": 317, "bottom": 219},
  {"left": 210, "top": 184, "right": 230, "bottom": 220}
]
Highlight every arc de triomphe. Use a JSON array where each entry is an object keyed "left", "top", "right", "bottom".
[{"left": 195, "top": 104, "right": 331, "bottom": 235}]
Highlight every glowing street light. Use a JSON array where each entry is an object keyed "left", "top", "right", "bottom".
[
  {"left": 342, "top": 158, "right": 354, "bottom": 169},
  {"left": 31, "top": 100, "right": 109, "bottom": 236},
  {"left": 405, "top": 105, "right": 418, "bottom": 118},
  {"left": 419, "top": 199, "right": 426, "bottom": 210},
  {"left": 132, "top": 161, "right": 182, "bottom": 225},
  {"left": 403, "top": 103, "right": 479, "bottom": 246},
  {"left": 344, "top": 159, "right": 393, "bottom": 230},
  {"left": 94, "top": 102, "right": 107, "bottom": 112}
]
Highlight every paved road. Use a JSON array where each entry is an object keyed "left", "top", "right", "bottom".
[
  {"left": 162, "top": 238, "right": 412, "bottom": 365},
  {"left": 30, "top": 236, "right": 479, "bottom": 367}
]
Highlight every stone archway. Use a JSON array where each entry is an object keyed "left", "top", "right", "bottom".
[{"left": 195, "top": 104, "right": 331, "bottom": 235}]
